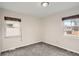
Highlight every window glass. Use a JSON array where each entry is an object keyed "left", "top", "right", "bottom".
[
  {"left": 63, "top": 18, "right": 79, "bottom": 37},
  {"left": 5, "top": 20, "right": 21, "bottom": 37}
]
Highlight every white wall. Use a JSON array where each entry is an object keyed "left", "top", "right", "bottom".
[
  {"left": 0, "top": 9, "right": 3, "bottom": 54},
  {"left": 0, "top": 8, "right": 41, "bottom": 51},
  {"left": 1, "top": 6, "right": 79, "bottom": 54},
  {"left": 43, "top": 6, "right": 79, "bottom": 54},
  {"left": 0, "top": 11, "right": 1, "bottom": 54}
]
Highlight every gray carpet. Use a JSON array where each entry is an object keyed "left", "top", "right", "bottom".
[{"left": 1, "top": 42, "right": 79, "bottom": 56}]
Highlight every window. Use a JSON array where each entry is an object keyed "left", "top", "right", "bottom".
[
  {"left": 4, "top": 17, "right": 21, "bottom": 37},
  {"left": 62, "top": 15, "right": 79, "bottom": 37}
]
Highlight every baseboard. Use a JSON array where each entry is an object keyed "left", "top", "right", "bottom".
[
  {"left": 43, "top": 41, "right": 79, "bottom": 54},
  {"left": 1, "top": 41, "right": 41, "bottom": 53},
  {"left": 2, "top": 41, "right": 79, "bottom": 55}
]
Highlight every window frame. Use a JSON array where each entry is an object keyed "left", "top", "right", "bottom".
[
  {"left": 4, "top": 16, "right": 21, "bottom": 37},
  {"left": 62, "top": 14, "right": 79, "bottom": 37}
]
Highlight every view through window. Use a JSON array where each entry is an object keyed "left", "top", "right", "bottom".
[
  {"left": 63, "top": 15, "right": 79, "bottom": 37},
  {"left": 4, "top": 17, "right": 21, "bottom": 37}
]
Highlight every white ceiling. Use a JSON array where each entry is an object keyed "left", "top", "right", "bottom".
[{"left": 0, "top": 2, "right": 79, "bottom": 18}]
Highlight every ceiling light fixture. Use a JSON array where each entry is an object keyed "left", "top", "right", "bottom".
[{"left": 41, "top": 2, "right": 49, "bottom": 7}]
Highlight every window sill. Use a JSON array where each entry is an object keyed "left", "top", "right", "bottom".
[
  {"left": 64, "top": 34, "right": 79, "bottom": 39},
  {"left": 5, "top": 36, "right": 21, "bottom": 38}
]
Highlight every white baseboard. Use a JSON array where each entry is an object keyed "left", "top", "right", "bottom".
[
  {"left": 44, "top": 41, "right": 79, "bottom": 54},
  {"left": 2, "top": 41, "right": 79, "bottom": 55},
  {"left": 2, "top": 41, "right": 41, "bottom": 52}
]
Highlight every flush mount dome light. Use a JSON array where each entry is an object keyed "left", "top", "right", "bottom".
[{"left": 41, "top": 2, "right": 49, "bottom": 7}]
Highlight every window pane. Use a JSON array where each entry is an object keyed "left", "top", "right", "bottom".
[
  {"left": 63, "top": 18, "right": 79, "bottom": 37},
  {"left": 5, "top": 20, "right": 21, "bottom": 37},
  {"left": 64, "top": 20, "right": 72, "bottom": 26}
]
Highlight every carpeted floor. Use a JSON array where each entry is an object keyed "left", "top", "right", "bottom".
[{"left": 1, "top": 42, "right": 79, "bottom": 56}]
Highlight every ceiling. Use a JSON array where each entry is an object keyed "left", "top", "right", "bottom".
[{"left": 0, "top": 2, "right": 79, "bottom": 18}]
